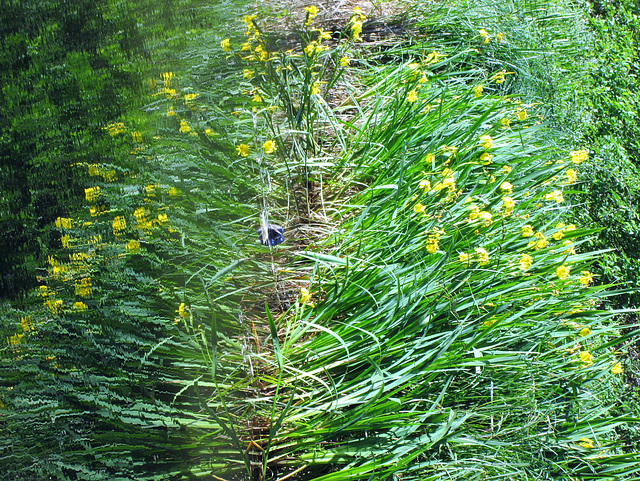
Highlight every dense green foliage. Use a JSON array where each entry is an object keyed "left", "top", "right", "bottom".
[
  {"left": 574, "top": 0, "right": 640, "bottom": 309},
  {"left": 1, "top": 0, "right": 640, "bottom": 480}
]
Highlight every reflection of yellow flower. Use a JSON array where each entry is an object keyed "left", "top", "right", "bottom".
[
  {"left": 73, "top": 301, "right": 88, "bottom": 311},
  {"left": 221, "top": 38, "right": 231, "bottom": 51},
  {"left": 112, "top": 216, "right": 126, "bottom": 233},
  {"left": 85, "top": 186, "right": 101, "bottom": 202},
  {"left": 407, "top": 90, "right": 418, "bottom": 103},
  {"left": 611, "top": 362, "right": 623, "bottom": 374},
  {"left": 263, "top": 140, "right": 276, "bottom": 154},
  {"left": 579, "top": 351, "right": 594, "bottom": 366},
  {"left": 236, "top": 144, "right": 250, "bottom": 157},
  {"left": 127, "top": 240, "right": 140, "bottom": 252},
  {"left": 556, "top": 265, "right": 570, "bottom": 280}
]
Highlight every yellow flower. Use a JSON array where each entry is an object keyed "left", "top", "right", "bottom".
[
  {"left": 252, "top": 93, "right": 263, "bottom": 102},
  {"left": 517, "top": 109, "right": 527, "bottom": 120},
  {"left": 425, "top": 240, "right": 438, "bottom": 253},
  {"left": 522, "top": 224, "right": 534, "bottom": 237},
  {"left": 304, "top": 5, "right": 318, "bottom": 25},
  {"left": 570, "top": 149, "right": 589, "bottom": 164},
  {"left": 478, "top": 211, "right": 492, "bottom": 226},
  {"left": 502, "top": 196, "right": 515, "bottom": 215},
  {"left": 500, "top": 181, "right": 513, "bottom": 193},
  {"left": 242, "top": 14, "right": 257, "bottom": 34},
  {"left": 459, "top": 252, "right": 470, "bottom": 263},
  {"left": 578, "top": 437, "right": 594, "bottom": 449},
  {"left": 501, "top": 117, "right": 511, "bottom": 128},
  {"left": 490, "top": 69, "right": 508, "bottom": 84},
  {"left": 483, "top": 316, "right": 498, "bottom": 328},
  {"left": 534, "top": 232, "right": 548, "bottom": 249},
  {"left": 611, "top": 362, "right": 623, "bottom": 374},
  {"left": 413, "top": 203, "right": 426, "bottom": 214},
  {"left": 407, "top": 90, "right": 418, "bottom": 103},
  {"left": 236, "top": 144, "right": 250, "bottom": 157},
  {"left": 473, "top": 84, "right": 483, "bottom": 98},
  {"left": 177, "top": 303, "right": 189, "bottom": 319},
  {"left": 179, "top": 120, "right": 191, "bottom": 133},
  {"left": 497, "top": 32, "right": 504, "bottom": 42},
  {"left": 263, "top": 140, "right": 277, "bottom": 154},
  {"left": 566, "top": 168, "right": 578, "bottom": 184},
  {"left": 544, "top": 190, "right": 564, "bottom": 203},
  {"left": 552, "top": 223, "right": 566, "bottom": 240},
  {"left": 254, "top": 44, "right": 269, "bottom": 61},
  {"left": 221, "top": 38, "right": 231, "bottom": 51},
  {"left": 243, "top": 69, "right": 254, "bottom": 79},
  {"left": 579, "top": 351, "right": 594, "bottom": 366},
  {"left": 419, "top": 179, "right": 431, "bottom": 191},
  {"left": 425, "top": 153, "right": 435, "bottom": 164},
  {"left": 311, "top": 81, "right": 321, "bottom": 95},
  {"left": 480, "top": 135, "right": 493, "bottom": 149},
  {"left": 519, "top": 254, "right": 533, "bottom": 271},
  {"left": 351, "top": 19, "right": 363, "bottom": 41},
  {"left": 340, "top": 57, "right": 351, "bottom": 67},
  {"left": 478, "top": 29, "right": 490, "bottom": 44},
  {"left": 300, "top": 287, "right": 315, "bottom": 306},
  {"left": 556, "top": 264, "right": 570, "bottom": 280},
  {"left": 579, "top": 327, "right": 591, "bottom": 337},
  {"left": 475, "top": 247, "right": 489, "bottom": 265},
  {"left": 425, "top": 50, "right": 442, "bottom": 64},
  {"left": 479, "top": 152, "right": 493, "bottom": 164},
  {"left": 352, "top": 6, "right": 366, "bottom": 20},
  {"left": 500, "top": 165, "right": 512, "bottom": 174},
  {"left": 580, "top": 271, "right": 593, "bottom": 287},
  {"left": 157, "top": 213, "right": 168, "bottom": 224}
]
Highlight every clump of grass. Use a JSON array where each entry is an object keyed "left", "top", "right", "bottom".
[{"left": 228, "top": 2, "right": 640, "bottom": 480}]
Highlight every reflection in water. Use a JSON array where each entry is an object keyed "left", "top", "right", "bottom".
[{"left": 0, "top": 0, "right": 280, "bottom": 479}]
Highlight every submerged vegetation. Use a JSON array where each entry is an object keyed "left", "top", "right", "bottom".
[{"left": 1, "top": 0, "right": 640, "bottom": 479}]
